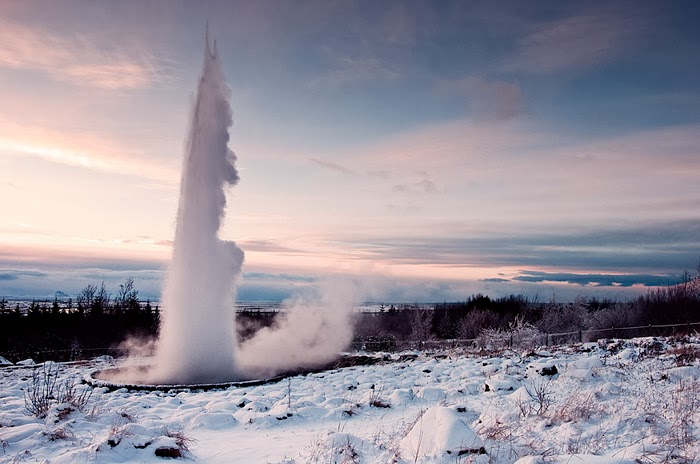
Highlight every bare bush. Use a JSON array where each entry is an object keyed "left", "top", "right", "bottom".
[
  {"left": 668, "top": 344, "right": 700, "bottom": 367},
  {"left": 666, "top": 379, "right": 699, "bottom": 453},
  {"left": 523, "top": 379, "right": 553, "bottom": 416},
  {"left": 24, "top": 363, "right": 92, "bottom": 418},
  {"left": 368, "top": 386, "right": 390, "bottom": 409},
  {"left": 635, "top": 376, "right": 700, "bottom": 462},
  {"left": 536, "top": 298, "right": 585, "bottom": 341},
  {"left": 459, "top": 309, "right": 502, "bottom": 340},
  {"left": 409, "top": 308, "right": 433, "bottom": 345},
  {"left": 584, "top": 303, "right": 643, "bottom": 341},
  {"left": 330, "top": 434, "right": 360, "bottom": 464},
  {"left": 44, "top": 427, "right": 74, "bottom": 441},
  {"left": 478, "top": 316, "right": 542, "bottom": 352},
  {"left": 24, "top": 364, "right": 59, "bottom": 418},
  {"left": 164, "top": 428, "right": 194, "bottom": 457},
  {"left": 554, "top": 390, "right": 599, "bottom": 423}
]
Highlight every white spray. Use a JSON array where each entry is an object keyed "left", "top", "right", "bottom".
[
  {"left": 237, "top": 278, "right": 360, "bottom": 379},
  {"left": 149, "top": 33, "right": 244, "bottom": 384},
  {"left": 109, "top": 32, "right": 358, "bottom": 385}
]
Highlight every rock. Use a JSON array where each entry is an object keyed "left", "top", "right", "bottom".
[
  {"left": 154, "top": 446, "right": 182, "bottom": 458},
  {"left": 400, "top": 406, "right": 485, "bottom": 460}
]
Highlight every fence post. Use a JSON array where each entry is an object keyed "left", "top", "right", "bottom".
[
  {"left": 546, "top": 332, "right": 549, "bottom": 347},
  {"left": 578, "top": 328, "right": 582, "bottom": 343},
  {"left": 509, "top": 333, "right": 513, "bottom": 348}
]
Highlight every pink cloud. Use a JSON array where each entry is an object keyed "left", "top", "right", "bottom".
[
  {"left": 504, "top": 11, "right": 644, "bottom": 74},
  {"left": 309, "top": 53, "right": 399, "bottom": 88},
  {"left": 436, "top": 76, "right": 523, "bottom": 120},
  {"left": 0, "top": 119, "right": 179, "bottom": 182},
  {"left": 0, "top": 18, "right": 169, "bottom": 90},
  {"left": 309, "top": 157, "right": 358, "bottom": 176}
]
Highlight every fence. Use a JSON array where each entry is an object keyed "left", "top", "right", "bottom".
[
  {"left": 4, "top": 321, "right": 700, "bottom": 364},
  {"left": 352, "top": 321, "right": 700, "bottom": 352}
]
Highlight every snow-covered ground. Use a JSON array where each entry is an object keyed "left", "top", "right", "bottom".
[{"left": 2, "top": 337, "right": 700, "bottom": 463}]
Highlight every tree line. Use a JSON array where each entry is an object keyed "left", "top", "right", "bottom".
[
  {"left": 354, "top": 271, "right": 700, "bottom": 351},
  {"left": 2, "top": 271, "right": 699, "bottom": 361},
  {"left": 0, "top": 277, "right": 160, "bottom": 362}
]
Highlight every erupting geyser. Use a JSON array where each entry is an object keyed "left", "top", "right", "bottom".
[
  {"left": 94, "top": 30, "right": 359, "bottom": 388},
  {"left": 148, "top": 32, "right": 243, "bottom": 384}
]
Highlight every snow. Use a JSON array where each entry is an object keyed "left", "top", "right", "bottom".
[
  {"left": 2, "top": 336, "right": 700, "bottom": 463},
  {"left": 399, "top": 407, "right": 485, "bottom": 462}
]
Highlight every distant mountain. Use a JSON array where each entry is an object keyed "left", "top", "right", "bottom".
[{"left": 53, "top": 291, "right": 71, "bottom": 299}]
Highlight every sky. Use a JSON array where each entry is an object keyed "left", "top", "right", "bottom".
[{"left": 1, "top": 0, "right": 699, "bottom": 303}]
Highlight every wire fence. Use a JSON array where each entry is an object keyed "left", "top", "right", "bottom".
[
  {"left": 3, "top": 320, "right": 700, "bottom": 365},
  {"left": 352, "top": 321, "right": 700, "bottom": 352}
]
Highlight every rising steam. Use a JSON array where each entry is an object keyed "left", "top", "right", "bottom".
[
  {"left": 147, "top": 35, "right": 244, "bottom": 384},
  {"left": 104, "top": 32, "right": 357, "bottom": 386},
  {"left": 237, "top": 278, "right": 360, "bottom": 379}
]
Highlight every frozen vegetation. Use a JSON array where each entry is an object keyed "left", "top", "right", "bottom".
[{"left": 2, "top": 336, "right": 700, "bottom": 463}]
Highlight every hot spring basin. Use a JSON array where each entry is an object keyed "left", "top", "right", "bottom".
[{"left": 86, "top": 354, "right": 386, "bottom": 392}]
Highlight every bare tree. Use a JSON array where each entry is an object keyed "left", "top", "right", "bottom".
[
  {"left": 76, "top": 284, "right": 96, "bottom": 314},
  {"left": 409, "top": 308, "right": 433, "bottom": 345},
  {"left": 114, "top": 277, "right": 139, "bottom": 313},
  {"left": 90, "top": 282, "right": 110, "bottom": 317}
]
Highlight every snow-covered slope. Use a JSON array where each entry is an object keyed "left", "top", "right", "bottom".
[{"left": 1, "top": 337, "right": 699, "bottom": 463}]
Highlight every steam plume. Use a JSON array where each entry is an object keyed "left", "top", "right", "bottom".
[
  {"left": 148, "top": 34, "right": 244, "bottom": 384},
  {"left": 105, "top": 31, "right": 358, "bottom": 386},
  {"left": 237, "top": 278, "right": 360, "bottom": 379}
]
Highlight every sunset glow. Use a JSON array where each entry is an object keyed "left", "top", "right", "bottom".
[{"left": 1, "top": 1, "right": 699, "bottom": 302}]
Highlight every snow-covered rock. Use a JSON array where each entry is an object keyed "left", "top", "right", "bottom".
[
  {"left": 484, "top": 374, "right": 517, "bottom": 392},
  {"left": 400, "top": 406, "right": 485, "bottom": 462}
]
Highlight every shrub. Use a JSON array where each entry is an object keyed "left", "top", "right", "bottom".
[
  {"left": 477, "top": 316, "right": 542, "bottom": 352},
  {"left": 24, "top": 363, "right": 92, "bottom": 418}
]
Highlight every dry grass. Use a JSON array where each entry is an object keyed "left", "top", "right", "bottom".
[
  {"left": 554, "top": 389, "right": 599, "bottom": 423},
  {"left": 668, "top": 344, "right": 700, "bottom": 367},
  {"left": 23, "top": 364, "right": 92, "bottom": 418}
]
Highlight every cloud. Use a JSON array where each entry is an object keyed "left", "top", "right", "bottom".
[
  {"left": 436, "top": 76, "right": 523, "bottom": 120},
  {"left": 0, "top": 263, "right": 165, "bottom": 300},
  {"left": 0, "top": 119, "right": 179, "bottom": 182},
  {"left": 310, "top": 157, "right": 394, "bottom": 181},
  {"left": 0, "top": 18, "right": 169, "bottom": 90},
  {"left": 243, "top": 272, "right": 316, "bottom": 284},
  {"left": 354, "top": 117, "right": 540, "bottom": 174},
  {"left": 310, "top": 157, "right": 358, "bottom": 176},
  {"left": 503, "top": 10, "right": 644, "bottom": 74},
  {"left": 0, "top": 270, "right": 48, "bottom": 281},
  {"left": 328, "top": 218, "right": 700, "bottom": 274},
  {"left": 513, "top": 270, "right": 679, "bottom": 288},
  {"left": 117, "top": 236, "right": 174, "bottom": 248},
  {"left": 392, "top": 176, "right": 437, "bottom": 194},
  {"left": 309, "top": 54, "right": 399, "bottom": 88},
  {"left": 346, "top": 115, "right": 700, "bottom": 229},
  {"left": 238, "top": 240, "right": 303, "bottom": 254}
]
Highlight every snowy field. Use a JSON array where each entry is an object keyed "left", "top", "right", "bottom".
[{"left": 2, "top": 337, "right": 700, "bottom": 463}]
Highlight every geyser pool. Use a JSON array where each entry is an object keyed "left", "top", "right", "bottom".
[{"left": 89, "top": 354, "right": 387, "bottom": 392}]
